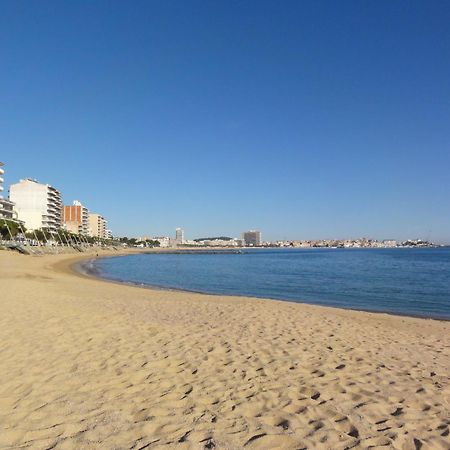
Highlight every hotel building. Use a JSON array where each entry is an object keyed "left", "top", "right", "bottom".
[
  {"left": 9, "top": 179, "right": 62, "bottom": 232},
  {"left": 63, "top": 200, "right": 89, "bottom": 235},
  {"left": 0, "top": 162, "right": 15, "bottom": 220},
  {"left": 242, "top": 230, "right": 262, "bottom": 246},
  {"left": 175, "top": 227, "right": 185, "bottom": 245},
  {"left": 89, "top": 213, "right": 107, "bottom": 239}
]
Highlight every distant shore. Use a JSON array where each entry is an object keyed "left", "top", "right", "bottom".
[{"left": 1, "top": 249, "right": 449, "bottom": 449}]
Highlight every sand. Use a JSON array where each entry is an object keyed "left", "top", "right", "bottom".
[{"left": 0, "top": 250, "right": 449, "bottom": 450}]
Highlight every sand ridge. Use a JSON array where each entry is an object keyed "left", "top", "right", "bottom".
[{"left": 0, "top": 250, "right": 449, "bottom": 449}]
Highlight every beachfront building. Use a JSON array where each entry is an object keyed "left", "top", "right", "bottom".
[
  {"left": 0, "top": 197, "right": 14, "bottom": 220},
  {"left": 382, "top": 239, "right": 398, "bottom": 248},
  {"left": 9, "top": 178, "right": 62, "bottom": 232},
  {"left": 194, "top": 237, "right": 244, "bottom": 247},
  {"left": 242, "top": 230, "right": 262, "bottom": 246},
  {"left": 175, "top": 227, "right": 184, "bottom": 245},
  {"left": 154, "top": 236, "right": 170, "bottom": 248},
  {"left": 63, "top": 200, "right": 89, "bottom": 235},
  {"left": 89, "top": 213, "right": 107, "bottom": 239},
  {"left": 0, "top": 162, "right": 15, "bottom": 220},
  {"left": 0, "top": 162, "right": 5, "bottom": 214}
]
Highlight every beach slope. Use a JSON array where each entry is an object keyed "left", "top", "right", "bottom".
[{"left": 0, "top": 251, "right": 449, "bottom": 449}]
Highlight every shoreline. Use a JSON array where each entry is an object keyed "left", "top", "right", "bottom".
[
  {"left": 1, "top": 249, "right": 450, "bottom": 449},
  {"left": 74, "top": 250, "right": 450, "bottom": 323}
]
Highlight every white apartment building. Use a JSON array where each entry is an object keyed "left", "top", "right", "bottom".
[
  {"left": 153, "top": 236, "right": 170, "bottom": 247},
  {"left": 195, "top": 238, "right": 244, "bottom": 247},
  {"left": 175, "top": 227, "right": 184, "bottom": 245},
  {"left": 9, "top": 179, "right": 62, "bottom": 231},
  {"left": 0, "top": 162, "right": 15, "bottom": 220},
  {"left": 89, "top": 213, "right": 107, "bottom": 239},
  {"left": 0, "top": 162, "right": 4, "bottom": 201}
]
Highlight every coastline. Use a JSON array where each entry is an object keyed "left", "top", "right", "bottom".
[
  {"left": 1, "top": 249, "right": 449, "bottom": 449},
  {"left": 76, "top": 250, "right": 450, "bottom": 322}
]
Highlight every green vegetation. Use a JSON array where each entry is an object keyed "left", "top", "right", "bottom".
[
  {"left": 118, "top": 237, "right": 160, "bottom": 247},
  {"left": 143, "top": 239, "right": 160, "bottom": 248},
  {"left": 1, "top": 223, "right": 160, "bottom": 249},
  {"left": 0, "top": 220, "right": 23, "bottom": 238}
]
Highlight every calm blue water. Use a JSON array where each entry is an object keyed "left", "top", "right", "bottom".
[{"left": 88, "top": 248, "right": 450, "bottom": 319}]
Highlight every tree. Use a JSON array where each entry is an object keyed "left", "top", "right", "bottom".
[
  {"left": 25, "top": 229, "right": 47, "bottom": 242},
  {"left": 0, "top": 220, "right": 23, "bottom": 239}
]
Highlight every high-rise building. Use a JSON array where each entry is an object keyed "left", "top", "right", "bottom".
[
  {"left": 9, "top": 178, "right": 62, "bottom": 232},
  {"left": 175, "top": 227, "right": 184, "bottom": 245},
  {"left": 242, "top": 230, "right": 262, "bottom": 246},
  {"left": 89, "top": 213, "right": 107, "bottom": 238},
  {"left": 63, "top": 200, "right": 89, "bottom": 235},
  {"left": 0, "top": 162, "right": 15, "bottom": 220},
  {"left": 0, "top": 162, "right": 4, "bottom": 200}
]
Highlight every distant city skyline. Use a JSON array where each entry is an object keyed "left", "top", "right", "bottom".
[{"left": 1, "top": 1, "right": 449, "bottom": 243}]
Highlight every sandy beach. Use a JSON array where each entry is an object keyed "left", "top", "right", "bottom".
[{"left": 0, "top": 250, "right": 449, "bottom": 450}]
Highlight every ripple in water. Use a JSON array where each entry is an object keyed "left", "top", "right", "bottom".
[{"left": 89, "top": 248, "right": 450, "bottom": 319}]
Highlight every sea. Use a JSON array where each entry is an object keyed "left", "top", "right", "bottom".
[{"left": 84, "top": 247, "right": 450, "bottom": 320}]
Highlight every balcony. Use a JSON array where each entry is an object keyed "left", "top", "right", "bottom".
[
  {"left": 0, "top": 168, "right": 4, "bottom": 175},
  {"left": 47, "top": 194, "right": 61, "bottom": 203},
  {"left": 42, "top": 217, "right": 60, "bottom": 225},
  {"left": 47, "top": 202, "right": 61, "bottom": 210},
  {"left": 47, "top": 190, "right": 61, "bottom": 198}
]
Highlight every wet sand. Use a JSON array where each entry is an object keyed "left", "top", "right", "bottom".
[{"left": 0, "top": 250, "right": 449, "bottom": 449}]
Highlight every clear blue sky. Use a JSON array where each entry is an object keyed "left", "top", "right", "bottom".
[{"left": 1, "top": 1, "right": 449, "bottom": 242}]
